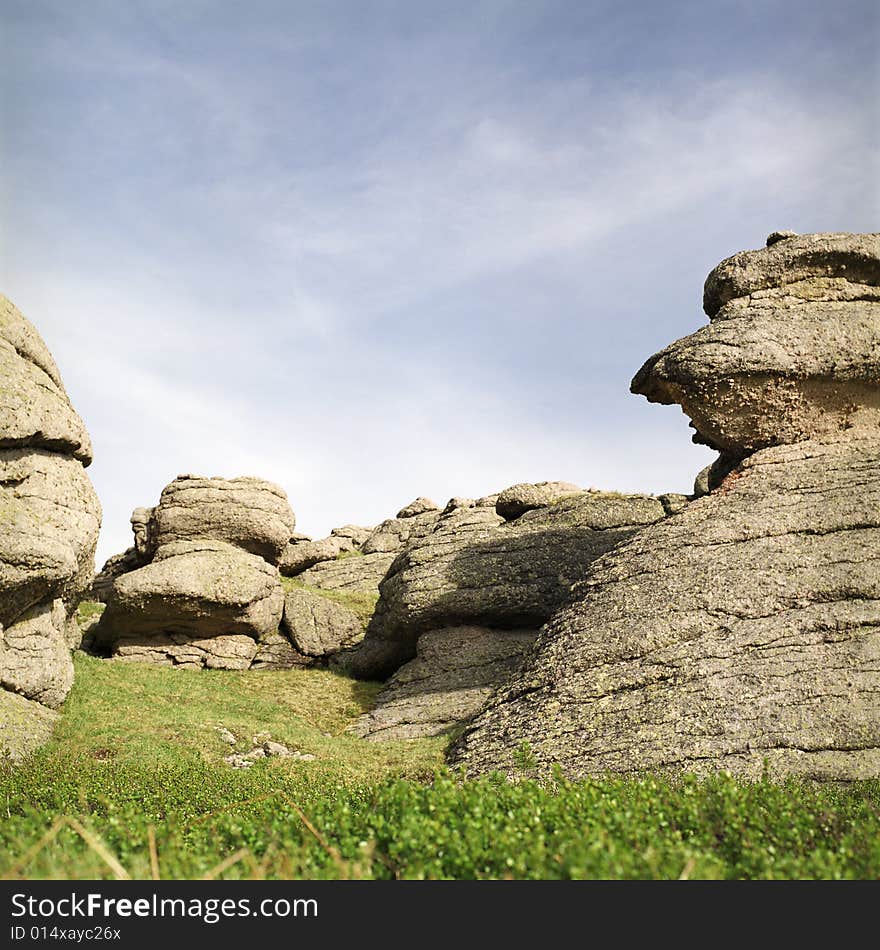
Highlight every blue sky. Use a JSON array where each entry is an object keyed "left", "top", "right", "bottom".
[{"left": 2, "top": 0, "right": 877, "bottom": 564}]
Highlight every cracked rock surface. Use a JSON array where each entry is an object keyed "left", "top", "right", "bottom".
[
  {"left": 1, "top": 295, "right": 101, "bottom": 755},
  {"left": 451, "top": 234, "right": 880, "bottom": 782},
  {"left": 350, "top": 491, "right": 667, "bottom": 680}
]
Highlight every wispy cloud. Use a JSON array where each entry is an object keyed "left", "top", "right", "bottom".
[{"left": 1, "top": 1, "right": 875, "bottom": 562}]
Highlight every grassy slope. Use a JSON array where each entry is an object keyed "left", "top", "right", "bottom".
[{"left": 1, "top": 654, "right": 878, "bottom": 880}]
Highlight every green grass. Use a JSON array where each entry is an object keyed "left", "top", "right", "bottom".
[
  {"left": 280, "top": 577, "right": 379, "bottom": 629},
  {"left": 76, "top": 600, "right": 105, "bottom": 625},
  {"left": 1, "top": 654, "right": 878, "bottom": 880}
]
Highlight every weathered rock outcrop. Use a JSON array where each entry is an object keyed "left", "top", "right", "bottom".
[
  {"left": 97, "top": 477, "right": 294, "bottom": 668},
  {"left": 351, "top": 489, "right": 667, "bottom": 681},
  {"left": 631, "top": 232, "right": 880, "bottom": 456},
  {"left": 297, "top": 552, "right": 397, "bottom": 594},
  {"left": 281, "top": 586, "right": 365, "bottom": 660},
  {"left": 451, "top": 233, "right": 880, "bottom": 781},
  {"left": 0, "top": 295, "right": 101, "bottom": 757},
  {"left": 361, "top": 504, "right": 441, "bottom": 555},
  {"left": 351, "top": 626, "right": 538, "bottom": 740}
]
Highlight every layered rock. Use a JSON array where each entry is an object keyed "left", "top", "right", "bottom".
[
  {"left": 0, "top": 295, "right": 101, "bottom": 757},
  {"left": 296, "top": 552, "right": 397, "bottom": 594},
  {"left": 451, "top": 232, "right": 880, "bottom": 781},
  {"left": 351, "top": 626, "right": 538, "bottom": 741},
  {"left": 97, "top": 477, "right": 294, "bottom": 668},
  {"left": 631, "top": 232, "right": 880, "bottom": 456},
  {"left": 360, "top": 498, "right": 441, "bottom": 555},
  {"left": 281, "top": 586, "right": 365, "bottom": 660},
  {"left": 351, "top": 489, "right": 667, "bottom": 681}
]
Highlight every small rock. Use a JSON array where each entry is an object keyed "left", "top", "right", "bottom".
[
  {"left": 396, "top": 497, "right": 439, "bottom": 519},
  {"left": 263, "top": 740, "right": 293, "bottom": 757},
  {"left": 765, "top": 229, "right": 798, "bottom": 246}
]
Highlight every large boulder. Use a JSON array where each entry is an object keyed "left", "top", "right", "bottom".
[
  {"left": 98, "top": 475, "right": 294, "bottom": 668},
  {"left": 152, "top": 475, "right": 295, "bottom": 564},
  {"left": 631, "top": 232, "right": 880, "bottom": 455},
  {"left": 296, "top": 551, "right": 397, "bottom": 593},
  {"left": 0, "top": 296, "right": 100, "bottom": 737},
  {"left": 495, "top": 481, "right": 583, "bottom": 520},
  {"left": 281, "top": 586, "right": 365, "bottom": 659},
  {"left": 451, "top": 437, "right": 880, "bottom": 780},
  {"left": 361, "top": 507, "right": 442, "bottom": 555},
  {"left": 351, "top": 626, "right": 538, "bottom": 741},
  {"left": 451, "top": 234, "right": 880, "bottom": 782},
  {"left": 351, "top": 492, "right": 667, "bottom": 680},
  {"left": 0, "top": 689, "right": 59, "bottom": 763}
]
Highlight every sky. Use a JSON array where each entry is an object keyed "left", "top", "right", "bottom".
[{"left": 1, "top": 0, "right": 877, "bottom": 565}]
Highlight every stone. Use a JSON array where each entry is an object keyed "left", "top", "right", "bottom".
[
  {"left": 396, "top": 497, "right": 439, "bottom": 519},
  {"left": 97, "top": 473, "right": 294, "bottom": 668},
  {"left": 280, "top": 536, "right": 354, "bottom": 576},
  {"left": 0, "top": 449, "right": 101, "bottom": 627},
  {"left": 296, "top": 551, "right": 396, "bottom": 594},
  {"left": 765, "top": 230, "right": 798, "bottom": 246},
  {"left": 330, "top": 524, "right": 372, "bottom": 544},
  {"left": 251, "top": 629, "right": 310, "bottom": 669},
  {"left": 0, "top": 689, "right": 59, "bottom": 762},
  {"left": 693, "top": 464, "right": 712, "bottom": 498},
  {"left": 114, "top": 631, "right": 260, "bottom": 670},
  {"left": 0, "top": 297, "right": 93, "bottom": 464},
  {"left": 350, "top": 626, "right": 538, "bottom": 740},
  {"left": 281, "top": 587, "right": 366, "bottom": 658},
  {"left": 632, "top": 232, "right": 880, "bottom": 453},
  {"left": 97, "top": 541, "right": 284, "bottom": 660},
  {"left": 0, "top": 296, "right": 100, "bottom": 721},
  {"left": 350, "top": 491, "right": 666, "bottom": 680},
  {"left": 361, "top": 509, "right": 441, "bottom": 555},
  {"left": 658, "top": 493, "right": 689, "bottom": 516},
  {"left": 495, "top": 481, "right": 583, "bottom": 520},
  {"left": 450, "top": 436, "right": 880, "bottom": 781},
  {"left": 0, "top": 599, "right": 74, "bottom": 709},
  {"left": 90, "top": 547, "right": 141, "bottom": 602},
  {"left": 151, "top": 475, "right": 295, "bottom": 565}
]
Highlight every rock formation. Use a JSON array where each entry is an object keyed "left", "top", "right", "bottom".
[
  {"left": 450, "top": 232, "right": 880, "bottom": 781},
  {"left": 350, "top": 485, "right": 673, "bottom": 738},
  {"left": 0, "top": 295, "right": 101, "bottom": 757},
  {"left": 95, "top": 475, "right": 295, "bottom": 668},
  {"left": 351, "top": 488, "right": 668, "bottom": 682}
]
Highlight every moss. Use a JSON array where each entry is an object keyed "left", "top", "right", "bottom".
[{"left": 280, "top": 576, "right": 379, "bottom": 629}]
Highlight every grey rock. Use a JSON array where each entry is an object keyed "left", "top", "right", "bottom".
[
  {"left": 152, "top": 475, "right": 295, "bottom": 565},
  {"left": 1, "top": 449, "right": 101, "bottom": 628},
  {"left": 495, "top": 481, "right": 583, "bottom": 520},
  {"left": 281, "top": 587, "right": 366, "bottom": 658},
  {"left": 251, "top": 629, "right": 310, "bottom": 669},
  {"left": 361, "top": 509, "right": 441, "bottom": 555},
  {"left": 90, "top": 547, "right": 141, "bottom": 602},
  {"left": 0, "top": 689, "right": 59, "bottom": 762},
  {"left": 114, "top": 632, "right": 260, "bottom": 670},
  {"left": 280, "top": 536, "right": 354, "bottom": 576},
  {"left": 396, "top": 497, "right": 439, "bottom": 519},
  {"left": 693, "top": 464, "right": 712, "bottom": 498},
  {"left": 97, "top": 541, "right": 284, "bottom": 655},
  {"left": 350, "top": 492, "right": 666, "bottom": 680},
  {"left": 632, "top": 232, "right": 880, "bottom": 453},
  {"left": 296, "top": 551, "right": 396, "bottom": 594},
  {"left": 0, "top": 297, "right": 100, "bottom": 723},
  {"left": 765, "top": 230, "right": 798, "bottom": 246},
  {"left": 350, "top": 626, "right": 538, "bottom": 741},
  {"left": 450, "top": 435, "right": 880, "bottom": 782},
  {"left": 658, "top": 493, "right": 689, "bottom": 516},
  {"left": 0, "top": 598, "right": 74, "bottom": 709},
  {"left": 330, "top": 524, "right": 372, "bottom": 544},
  {"left": 0, "top": 296, "right": 93, "bottom": 464}
]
